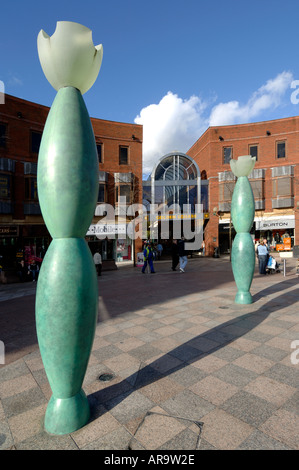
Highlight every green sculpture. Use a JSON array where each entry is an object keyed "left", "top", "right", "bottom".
[
  {"left": 230, "top": 155, "right": 256, "bottom": 304},
  {"left": 36, "top": 21, "right": 103, "bottom": 434}
]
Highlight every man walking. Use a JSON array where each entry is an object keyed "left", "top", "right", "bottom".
[
  {"left": 178, "top": 237, "right": 188, "bottom": 272},
  {"left": 93, "top": 251, "right": 102, "bottom": 276}
]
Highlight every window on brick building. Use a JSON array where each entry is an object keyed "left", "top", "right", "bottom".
[
  {"left": 31, "top": 131, "right": 42, "bottom": 154},
  {"left": 96, "top": 143, "right": 103, "bottom": 163},
  {"left": 249, "top": 145, "right": 258, "bottom": 161},
  {"left": 116, "top": 184, "right": 132, "bottom": 204},
  {"left": 0, "top": 174, "right": 11, "bottom": 198},
  {"left": 0, "top": 123, "right": 7, "bottom": 148},
  {"left": 272, "top": 177, "right": 293, "bottom": 198},
  {"left": 223, "top": 147, "right": 233, "bottom": 164},
  {"left": 276, "top": 141, "right": 286, "bottom": 159},
  {"left": 119, "top": 146, "right": 129, "bottom": 165},
  {"left": 25, "top": 177, "right": 38, "bottom": 200},
  {"left": 98, "top": 183, "right": 106, "bottom": 203}
]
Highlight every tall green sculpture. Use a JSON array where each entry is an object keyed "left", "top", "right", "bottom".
[
  {"left": 35, "top": 21, "right": 103, "bottom": 434},
  {"left": 230, "top": 155, "right": 256, "bottom": 304}
]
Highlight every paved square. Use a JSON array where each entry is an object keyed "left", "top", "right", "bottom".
[{"left": 0, "top": 255, "right": 298, "bottom": 450}]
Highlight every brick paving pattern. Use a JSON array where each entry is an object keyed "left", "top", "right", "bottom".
[{"left": 0, "top": 255, "right": 298, "bottom": 450}]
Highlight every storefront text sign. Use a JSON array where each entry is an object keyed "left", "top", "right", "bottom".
[
  {"left": 256, "top": 218, "right": 295, "bottom": 230},
  {"left": 87, "top": 224, "right": 127, "bottom": 236}
]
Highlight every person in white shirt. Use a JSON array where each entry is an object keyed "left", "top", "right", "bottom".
[{"left": 93, "top": 251, "right": 102, "bottom": 276}]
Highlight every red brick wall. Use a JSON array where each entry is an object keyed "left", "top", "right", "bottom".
[
  {"left": 188, "top": 117, "right": 299, "bottom": 254},
  {"left": 0, "top": 94, "right": 143, "bottom": 259}
]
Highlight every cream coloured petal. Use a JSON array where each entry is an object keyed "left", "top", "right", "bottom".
[
  {"left": 230, "top": 155, "right": 256, "bottom": 177},
  {"left": 37, "top": 21, "right": 103, "bottom": 94}
]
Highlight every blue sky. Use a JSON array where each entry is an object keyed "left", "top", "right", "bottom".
[{"left": 1, "top": 0, "right": 299, "bottom": 175}]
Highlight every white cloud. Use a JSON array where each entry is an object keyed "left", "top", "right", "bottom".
[
  {"left": 209, "top": 71, "right": 293, "bottom": 126},
  {"left": 135, "top": 71, "right": 294, "bottom": 176},
  {"left": 134, "top": 92, "right": 207, "bottom": 176}
]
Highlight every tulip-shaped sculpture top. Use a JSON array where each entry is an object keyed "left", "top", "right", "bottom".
[
  {"left": 37, "top": 21, "right": 103, "bottom": 94},
  {"left": 230, "top": 155, "right": 256, "bottom": 178}
]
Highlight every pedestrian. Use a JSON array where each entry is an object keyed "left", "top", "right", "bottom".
[
  {"left": 141, "top": 241, "right": 155, "bottom": 273},
  {"left": 28, "top": 259, "right": 39, "bottom": 282},
  {"left": 171, "top": 239, "right": 179, "bottom": 271},
  {"left": 256, "top": 238, "right": 269, "bottom": 275},
  {"left": 156, "top": 242, "right": 163, "bottom": 260},
  {"left": 17, "top": 259, "right": 27, "bottom": 282},
  {"left": 93, "top": 251, "right": 102, "bottom": 276},
  {"left": 178, "top": 236, "right": 188, "bottom": 272}
]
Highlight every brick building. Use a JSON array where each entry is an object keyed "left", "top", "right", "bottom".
[
  {"left": 0, "top": 94, "right": 143, "bottom": 280},
  {"left": 187, "top": 116, "right": 299, "bottom": 256}
]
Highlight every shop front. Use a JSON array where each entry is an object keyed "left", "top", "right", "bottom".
[
  {"left": 0, "top": 223, "right": 50, "bottom": 282},
  {"left": 255, "top": 216, "right": 295, "bottom": 251},
  {"left": 86, "top": 223, "right": 134, "bottom": 264}
]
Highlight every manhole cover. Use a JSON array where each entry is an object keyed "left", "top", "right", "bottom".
[{"left": 99, "top": 373, "right": 114, "bottom": 382}]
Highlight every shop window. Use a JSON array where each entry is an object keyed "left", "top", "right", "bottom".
[
  {"left": 276, "top": 141, "right": 286, "bottom": 159},
  {"left": 25, "top": 177, "right": 38, "bottom": 200},
  {"left": 249, "top": 145, "right": 258, "bottom": 161},
  {"left": 0, "top": 173, "right": 11, "bottom": 198},
  {"left": 223, "top": 147, "right": 233, "bottom": 164},
  {"left": 119, "top": 146, "right": 129, "bottom": 165},
  {"left": 96, "top": 143, "right": 103, "bottom": 163},
  {"left": 0, "top": 123, "right": 7, "bottom": 148},
  {"left": 31, "top": 131, "right": 42, "bottom": 154}
]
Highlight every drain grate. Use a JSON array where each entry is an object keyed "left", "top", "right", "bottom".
[{"left": 98, "top": 373, "right": 114, "bottom": 382}]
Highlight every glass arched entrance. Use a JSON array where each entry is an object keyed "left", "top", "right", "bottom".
[{"left": 151, "top": 152, "right": 201, "bottom": 214}]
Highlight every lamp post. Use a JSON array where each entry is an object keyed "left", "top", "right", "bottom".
[
  {"left": 35, "top": 21, "right": 103, "bottom": 434},
  {"left": 230, "top": 155, "right": 256, "bottom": 304}
]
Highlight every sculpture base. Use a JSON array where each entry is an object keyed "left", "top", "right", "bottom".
[
  {"left": 44, "top": 389, "right": 90, "bottom": 435},
  {"left": 235, "top": 291, "right": 253, "bottom": 305}
]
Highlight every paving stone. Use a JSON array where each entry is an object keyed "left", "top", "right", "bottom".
[
  {"left": 259, "top": 409, "right": 299, "bottom": 450},
  {"left": 106, "top": 391, "right": 155, "bottom": 425},
  {"left": 2, "top": 387, "right": 47, "bottom": 419},
  {"left": 16, "top": 431, "right": 79, "bottom": 450},
  {"left": 81, "top": 425, "right": 132, "bottom": 450},
  {"left": 221, "top": 391, "right": 277, "bottom": 427},
  {"left": 264, "top": 363, "right": 299, "bottom": 388},
  {"left": 131, "top": 412, "right": 187, "bottom": 450},
  {"left": 161, "top": 389, "right": 215, "bottom": 422},
  {"left": 237, "top": 429, "right": 291, "bottom": 450},
  {"left": 200, "top": 408, "right": 253, "bottom": 450},
  {"left": 0, "top": 420, "right": 14, "bottom": 450}
]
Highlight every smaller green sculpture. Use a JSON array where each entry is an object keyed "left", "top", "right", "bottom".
[{"left": 230, "top": 155, "right": 256, "bottom": 304}]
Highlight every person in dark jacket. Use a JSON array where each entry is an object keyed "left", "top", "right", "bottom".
[
  {"left": 171, "top": 239, "right": 179, "bottom": 271},
  {"left": 178, "top": 237, "right": 188, "bottom": 272}
]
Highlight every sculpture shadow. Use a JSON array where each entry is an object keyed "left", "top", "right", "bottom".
[{"left": 88, "top": 286, "right": 298, "bottom": 420}]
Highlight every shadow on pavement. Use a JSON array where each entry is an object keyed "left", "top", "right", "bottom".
[{"left": 88, "top": 286, "right": 299, "bottom": 421}]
